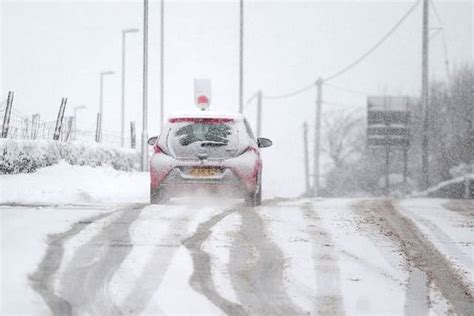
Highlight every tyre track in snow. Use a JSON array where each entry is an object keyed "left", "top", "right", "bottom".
[
  {"left": 399, "top": 204, "right": 474, "bottom": 271},
  {"left": 444, "top": 200, "right": 474, "bottom": 218},
  {"left": 56, "top": 204, "right": 144, "bottom": 316},
  {"left": 117, "top": 206, "right": 194, "bottom": 315},
  {"left": 28, "top": 204, "right": 142, "bottom": 316},
  {"left": 229, "top": 207, "right": 306, "bottom": 316},
  {"left": 182, "top": 208, "right": 247, "bottom": 316},
  {"left": 355, "top": 200, "right": 474, "bottom": 316},
  {"left": 302, "top": 202, "right": 346, "bottom": 316},
  {"left": 28, "top": 211, "right": 115, "bottom": 315}
]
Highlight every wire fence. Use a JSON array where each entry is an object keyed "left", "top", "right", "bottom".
[{"left": 0, "top": 98, "right": 134, "bottom": 148}]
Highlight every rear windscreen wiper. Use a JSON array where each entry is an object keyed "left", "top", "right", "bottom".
[{"left": 200, "top": 141, "right": 227, "bottom": 147}]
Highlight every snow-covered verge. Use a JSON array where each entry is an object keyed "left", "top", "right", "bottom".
[
  {"left": 0, "top": 139, "right": 140, "bottom": 175},
  {"left": 418, "top": 174, "right": 474, "bottom": 199},
  {"left": 0, "top": 161, "right": 148, "bottom": 205},
  {"left": 398, "top": 199, "right": 474, "bottom": 292}
]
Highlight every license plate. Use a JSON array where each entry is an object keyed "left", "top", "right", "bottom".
[{"left": 189, "top": 167, "right": 219, "bottom": 177}]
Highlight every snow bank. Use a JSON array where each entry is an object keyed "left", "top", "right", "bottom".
[
  {"left": 0, "top": 161, "right": 148, "bottom": 205},
  {"left": 417, "top": 174, "right": 474, "bottom": 199},
  {"left": 0, "top": 139, "right": 140, "bottom": 175}
]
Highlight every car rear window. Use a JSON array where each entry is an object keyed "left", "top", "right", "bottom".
[{"left": 167, "top": 119, "right": 239, "bottom": 159}]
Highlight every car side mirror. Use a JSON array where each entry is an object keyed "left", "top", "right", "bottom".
[
  {"left": 257, "top": 137, "right": 272, "bottom": 148},
  {"left": 147, "top": 136, "right": 159, "bottom": 146}
]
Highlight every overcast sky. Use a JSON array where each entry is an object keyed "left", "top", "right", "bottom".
[{"left": 1, "top": 0, "right": 472, "bottom": 196}]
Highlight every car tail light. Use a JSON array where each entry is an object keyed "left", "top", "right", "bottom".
[
  {"left": 154, "top": 144, "right": 168, "bottom": 155},
  {"left": 246, "top": 146, "right": 258, "bottom": 153},
  {"left": 240, "top": 146, "right": 258, "bottom": 156}
]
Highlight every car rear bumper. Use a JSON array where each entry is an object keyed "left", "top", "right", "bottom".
[
  {"left": 157, "top": 167, "right": 249, "bottom": 198},
  {"left": 150, "top": 150, "right": 260, "bottom": 198},
  {"left": 158, "top": 182, "right": 248, "bottom": 198}
]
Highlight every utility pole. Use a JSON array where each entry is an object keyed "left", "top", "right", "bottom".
[
  {"left": 99, "top": 70, "right": 114, "bottom": 143},
  {"left": 313, "top": 78, "right": 323, "bottom": 197},
  {"left": 160, "top": 0, "right": 165, "bottom": 128},
  {"left": 141, "top": 0, "right": 149, "bottom": 171},
  {"left": 121, "top": 28, "right": 139, "bottom": 147},
  {"left": 238, "top": 0, "right": 244, "bottom": 113},
  {"left": 303, "top": 122, "right": 310, "bottom": 195},
  {"left": 256, "top": 90, "right": 262, "bottom": 137},
  {"left": 384, "top": 104, "right": 391, "bottom": 196},
  {"left": 421, "top": 0, "right": 430, "bottom": 188}
]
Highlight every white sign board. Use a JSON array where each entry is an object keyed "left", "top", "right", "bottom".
[
  {"left": 194, "top": 79, "right": 211, "bottom": 111},
  {"left": 367, "top": 96, "right": 417, "bottom": 111}
]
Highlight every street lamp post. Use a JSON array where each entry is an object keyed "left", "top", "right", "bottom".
[
  {"left": 99, "top": 70, "right": 115, "bottom": 143},
  {"left": 73, "top": 105, "right": 86, "bottom": 140},
  {"left": 121, "top": 28, "right": 139, "bottom": 147},
  {"left": 159, "top": 0, "right": 165, "bottom": 129},
  {"left": 142, "top": 0, "right": 149, "bottom": 171},
  {"left": 238, "top": 0, "right": 244, "bottom": 113}
]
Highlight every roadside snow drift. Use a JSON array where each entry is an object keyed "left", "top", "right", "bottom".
[
  {"left": 0, "top": 139, "right": 140, "bottom": 175},
  {"left": 0, "top": 162, "right": 148, "bottom": 205}
]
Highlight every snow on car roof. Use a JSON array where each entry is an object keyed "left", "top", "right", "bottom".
[{"left": 168, "top": 110, "right": 245, "bottom": 121}]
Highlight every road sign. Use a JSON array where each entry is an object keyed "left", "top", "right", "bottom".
[
  {"left": 194, "top": 79, "right": 211, "bottom": 111},
  {"left": 367, "top": 96, "right": 415, "bottom": 148},
  {"left": 367, "top": 96, "right": 416, "bottom": 196}
]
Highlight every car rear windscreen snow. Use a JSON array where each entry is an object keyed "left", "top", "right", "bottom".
[{"left": 167, "top": 120, "right": 239, "bottom": 159}]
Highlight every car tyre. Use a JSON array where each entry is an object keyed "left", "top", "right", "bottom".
[
  {"left": 246, "top": 189, "right": 262, "bottom": 207},
  {"left": 150, "top": 186, "right": 167, "bottom": 204},
  {"left": 246, "top": 174, "right": 262, "bottom": 207}
]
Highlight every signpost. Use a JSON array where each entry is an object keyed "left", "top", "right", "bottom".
[
  {"left": 194, "top": 79, "right": 211, "bottom": 111},
  {"left": 367, "top": 96, "right": 414, "bottom": 195}
]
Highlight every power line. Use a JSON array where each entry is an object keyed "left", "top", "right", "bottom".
[
  {"left": 324, "top": 82, "right": 377, "bottom": 96},
  {"left": 324, "top": 0, "right": 421, "bottom": 82},
  {"left": 430, "top": 0, "right": 442, "bottom": 23},
  {"left": 258, "top": 0, "right": 421, "bottom": 101},
  {"left": 429, "top": 0, "right": 450, "bottom": 79},
  {"left": 245, "top": 91, "right": 259, "bottom": 105},
  {"left": 322, "top": 100, "right": 365, "bottom": 108},
  {"left": 262, "top": 83, "right": 315, "bottom": 100}
]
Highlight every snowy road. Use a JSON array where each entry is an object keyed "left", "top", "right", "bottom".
[{"left": 1, "top": 198, "right": 473, "bottom": 315}]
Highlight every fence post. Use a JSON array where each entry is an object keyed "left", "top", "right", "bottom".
[
  {"left": 130, "top": 121, "right": 136, "bottom": 149},
  {"left": 31, "top": 114, "right": 40, "bottom": 140},
  {"left": 22, "top": 117, "right": 30, "bottom": 139},
  {"left": 95, "top": 113, "right": 101, "bottom": 142},
  {"left": 53, "top": 97, "right": 67, "bottom": 141},
  {"left": 65, "top": 116, "right": 74, "bottom": 141},
  {"left": 1, "top": 91, "right": 14, "bottom": 138}
]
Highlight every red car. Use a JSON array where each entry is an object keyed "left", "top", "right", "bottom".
[{"left": 147, "top": 111, "right": 272, "bottom": 206}]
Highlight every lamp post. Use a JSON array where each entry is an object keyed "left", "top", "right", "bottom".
[
  {"left": 238, "top": 0, "right": 244, "bottom": 113},
  {"left": 121, "top": 28, "right": 139, "bottom": 147},
  {"left": 142, "top": 0, "right": 149, "bottom": 171},
  {"left": 73, "top": 105, "right": 86, "bottom": 140},
  {"left": 159, "top": 0, "right": 165, "bottom": 129},
  {"left": 98, "top": 70, "right": 115, "bottom": 143}
]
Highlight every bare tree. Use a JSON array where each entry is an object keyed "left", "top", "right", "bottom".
[
  {"left": 321, "top": 110, "right": 377, "bottom": 197},
  {"left": 322, "top": 110, "right": 365, "bottom": 168},
  {"left": 428, "top": 63, "right": 473, "bottom": 183}
]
